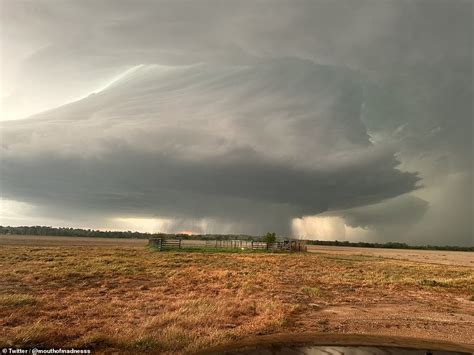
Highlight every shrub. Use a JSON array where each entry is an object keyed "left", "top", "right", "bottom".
[{"left": 263, "top": 232, "right": 276, "bottom": 243}]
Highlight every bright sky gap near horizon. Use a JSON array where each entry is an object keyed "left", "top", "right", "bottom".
[{"left": 0, "top": 0, "right": 472, "bottom": 246}]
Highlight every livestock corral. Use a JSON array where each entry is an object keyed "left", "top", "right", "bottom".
[{"left": 148, "top": 237, "right": 307, "bottom": 252}]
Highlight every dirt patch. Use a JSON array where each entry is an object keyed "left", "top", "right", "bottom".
[{"left": 308, "top": 245, "right": 474, "bottom": 267}]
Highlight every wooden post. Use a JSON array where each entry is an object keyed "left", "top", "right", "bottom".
[{"left": 178, "top": 239, "right": 181, "bottom": 249}]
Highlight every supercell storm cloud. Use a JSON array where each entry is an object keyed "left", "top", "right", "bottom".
[{"left": 0, "top": 0, "right": 472, "bottom": 245}]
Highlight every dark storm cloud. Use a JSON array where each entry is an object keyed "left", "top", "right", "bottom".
[
  {"left": 0, "top": 146, "right": 418, "bottom": 235},
  {"left": 3, "top": 0, "right": 470, "bottom": 74},
  {"left": 0, "top": 61, "right": 420, "bottom": 234},
  {"left": 0, "top": 0, "right": 472, "bottom": 244},
  {"left": 339, "top": 195, "right": 430, "bottom": 230}
]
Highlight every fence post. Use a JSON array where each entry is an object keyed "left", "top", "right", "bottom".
[
  {"left": 179, "top": 239, "right": 181, "bottom": 249},
  {"left": 159, "top": 239, "right": 162, "bottom": 252}
]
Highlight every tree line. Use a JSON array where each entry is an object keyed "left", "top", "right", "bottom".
[
  {"left": 0, "top": 225, "right": 254, "bottom": 241},
  {"left": 0, "top": 225, "right": 472, "bottom": 251}
]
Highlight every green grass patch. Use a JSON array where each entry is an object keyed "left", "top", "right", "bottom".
[
  {"left": 149, "top": 246, "right": 281, "bottom": 254},
  {"left": 131, "top": 336, "right": 159, "bottom": 350},
  {"left": 300, "top": 286, "right": 322, "bottom": 297},
  {"left": 417, "top": 279, "right": 449, "bottom": 287},
  {"left": 0, "top": 294, "right": 37, "bottom": 307}
]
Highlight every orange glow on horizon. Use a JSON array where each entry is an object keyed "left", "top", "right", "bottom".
[{"left": 177, "top": 230, "right": 195, "bottom": 235}]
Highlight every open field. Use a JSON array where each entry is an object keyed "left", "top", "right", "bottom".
[
  {"left": 1, "top": 235, "right": 473, "bottom": 266},
  {"left": 308, "top": 245, "right": 474, "bottom": 267},
  {"left": 0, "top": 236, "right": 473, "bottom": 354},
  {"left": 0, "top": 235, "right": 148, "bottom": 247}
]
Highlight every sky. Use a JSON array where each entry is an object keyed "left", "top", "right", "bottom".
[{"left": 0, "top": 0, "right": 472, "bottom": 245}]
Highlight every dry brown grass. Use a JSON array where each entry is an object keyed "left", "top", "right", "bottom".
[{"left": 0, "top": 246, "right": 472, "bottom": 353}]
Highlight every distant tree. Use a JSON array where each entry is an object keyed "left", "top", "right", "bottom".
[{"left": 263, "top": 232, "right": 276, "bottom": 243}]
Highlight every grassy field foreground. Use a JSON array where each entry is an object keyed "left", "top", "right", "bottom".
[{"left": 0, "top": 246, "right": 473, "bottom": 353}]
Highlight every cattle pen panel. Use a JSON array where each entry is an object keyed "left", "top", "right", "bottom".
[{"left": 148, "top": 238, "right": 306, "bottom": 252}]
